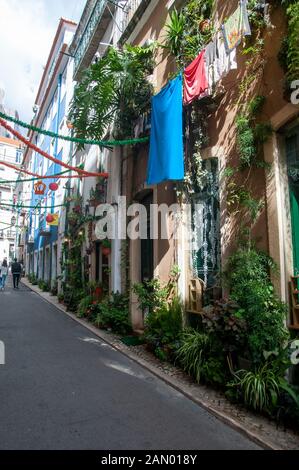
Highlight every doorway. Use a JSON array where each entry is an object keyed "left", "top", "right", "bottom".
[{"left": 140, "top": 192, "right": 153, "bottom": 283}]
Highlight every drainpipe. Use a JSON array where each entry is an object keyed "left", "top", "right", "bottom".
[{"left": 50, "top": 73, "right": 63, "bottom": 284}]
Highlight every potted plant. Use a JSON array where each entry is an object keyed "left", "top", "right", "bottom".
[
  {"left": 94, "top": 283, "right": 103, "bottom": 300},
  {"left": 102, "top": 239, "right": 111, "bottom": 256},
  {"left": 199, "top": 18, "right": 210, "bottom": 32}
]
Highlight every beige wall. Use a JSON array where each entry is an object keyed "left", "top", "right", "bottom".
[{"left": 126, "top": 0, "right": 299, "bottom": 328}]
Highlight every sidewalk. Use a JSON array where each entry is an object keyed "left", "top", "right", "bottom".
[{"left": 22, "top": 278, "right": 299, "bottom": 450}]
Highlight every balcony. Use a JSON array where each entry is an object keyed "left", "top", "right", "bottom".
[
  {"left": 27, "top": 235, "right": 34, "bottom": 245},
  {"left": 18, "top": 234, "right": 25, "bottom": 247},
  {"left": 72, "top": 0, "right": 115, "bottom": 80},
  {"left": 119, "top": 0, "right": 152, "bottom": 45},
  {"left": 6, "top": 230, "right": 16, "bottom": 240}
]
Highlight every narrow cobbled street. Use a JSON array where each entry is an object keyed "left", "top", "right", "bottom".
[{"left": 0, "top": 279, "right": 260, "bottom": 450}]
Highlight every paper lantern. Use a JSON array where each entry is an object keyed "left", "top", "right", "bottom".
[
  {"left": 34, "top": 181, "right": 46, "bottom": 195},
  {"left": 49, "top": 182, "right": 59, "bottom": 191},
  {"left": 46, "top": 214, "right": 54, "bottom": 224}
]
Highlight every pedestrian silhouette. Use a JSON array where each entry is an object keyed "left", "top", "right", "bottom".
[
  {"left": 11, "top": 258, "right": 22, "bottom": 289},
  {"left": 0, "top": 258, "right": 8, "bottom": 291}
]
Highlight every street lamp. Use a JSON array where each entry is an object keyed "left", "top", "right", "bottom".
[{"left": 11, "top": 216, "right": 16, "bottom": 226}]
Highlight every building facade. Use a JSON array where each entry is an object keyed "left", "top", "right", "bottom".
[
  {"left": 21, "top": 18, "right": 77, "bottom": 289},
  {"left": 0, "top": 135, "right": 24, "bottom": 263},
  {"left": 20, "top": 1, "right": 299, "bottom": 333}
]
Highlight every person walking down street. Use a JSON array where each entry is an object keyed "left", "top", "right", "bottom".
[
  {"left": 0, "top": 259, "right": 9, "bottom": 290},
  {"left": 11, "top": 258, "right": 22, "bottom": 289}
]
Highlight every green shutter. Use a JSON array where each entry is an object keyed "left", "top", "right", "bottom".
[{"left": 286, "top": 132, "right": 299, "bottom": 275}]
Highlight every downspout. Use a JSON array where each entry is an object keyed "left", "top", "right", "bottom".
[{"left": 50, "top": 73, "right": 63, "bottom": 284}]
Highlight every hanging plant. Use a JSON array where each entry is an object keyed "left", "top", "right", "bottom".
[
  {"left": 69, "top": 44, "right": 155, "bottom": 144},
  {"left": 102, "top": 239, "right": 111, "bottom": 256},
  {"left": 164, "top": 0, "right": 214, "bottom": 67}
]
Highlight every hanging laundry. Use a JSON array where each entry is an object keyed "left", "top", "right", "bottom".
[
  {"left": 222, "top": 0, "right": 251, "bottom": 53},
  {"left": 204, "top": 41, "right": 217, "bottom": 95},
  {"left": 184, "top": 50, "right": 208, "bottom": 105},
  {"left": 147, "top": 75, "right": 184, "bottom": 185},
  {"left": 215, "top": 31, "right": 237, "bottom": 79}
]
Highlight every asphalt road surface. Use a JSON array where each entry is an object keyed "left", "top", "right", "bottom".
[{"left": 0, "top": 278, "right": 261, "bottom": 450}]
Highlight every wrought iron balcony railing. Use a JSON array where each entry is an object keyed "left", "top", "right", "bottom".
[
  {"left": 119, "top": 0, "right": 152, "bottom": 44},
  {"left": 73, "top": 0, "right": 113, "bottom": 79}
]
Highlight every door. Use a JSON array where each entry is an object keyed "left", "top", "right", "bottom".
[{"left": 140, "top": 192, "right": 153, "bottom": 282}]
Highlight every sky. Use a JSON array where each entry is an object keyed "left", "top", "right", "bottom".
[{"left": 0, "top": 0, "right": 86, "bottom": 122}]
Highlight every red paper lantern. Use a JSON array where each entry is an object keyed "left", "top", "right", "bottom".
[
  {"left": 46, "top": 214, "right": 54, "bottom": 224},
  {"left": 49, "top": 182, "right": 59, "bottom": 191}
]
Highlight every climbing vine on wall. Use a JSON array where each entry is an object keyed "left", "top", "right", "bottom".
[
  {"left": 280, "top": 0, "right": 299, "bottom": 82},
  {"left": 164, "top": 0, "right": 214, "bottom": 67}
]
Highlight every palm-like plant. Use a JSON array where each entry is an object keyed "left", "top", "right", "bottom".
[
  {"left": 165, "top": 8, "right": 186, "bottom": 58},
  {"left": 69, "top": 45, "right": 155, "bottom": 144}
]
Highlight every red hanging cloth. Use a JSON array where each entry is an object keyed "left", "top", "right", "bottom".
[{"left": 183, "top": 50, "right": 208, "bottom": 105}]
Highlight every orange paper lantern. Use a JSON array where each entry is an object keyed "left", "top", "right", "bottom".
[{"left": 34, "top": 181, "right": 46, "bottom": 195}]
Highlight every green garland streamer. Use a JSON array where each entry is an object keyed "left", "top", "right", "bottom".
[
  {"left": 0, "top": 111, "right": 149, "bottom": 147},
  {"left": 0, "top": 202, "right": 67, "bottom": 209},
  {"left": 0, "top": 169, "right": 71, "bottom": 185}
]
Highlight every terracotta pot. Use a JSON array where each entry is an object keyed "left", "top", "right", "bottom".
[
  {"left": 95, "top": 286, "right": 102, "bottom": 298},
  {"left": 199, "top": 19, "right": 210, "bottom": 32},
  {"left": 102, "top": 247, "right": 111, "bottom": 256}
]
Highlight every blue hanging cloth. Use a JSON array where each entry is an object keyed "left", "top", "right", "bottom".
[{"left": 147, "top": 74, "right": 184, "bottom": 185}]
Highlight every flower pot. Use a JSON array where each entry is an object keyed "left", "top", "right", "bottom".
[
  {"left": 88, "top": 199, "right": 98, "bottom": 208},
  {"left": 199, "top": 19, "right": 210, "bottom": 32},
  {"left": 95, "top": 286, "right": 102, "bottom": 297},
  {"left": 102, "top": 247, "right": 111, "bottom": 256}
]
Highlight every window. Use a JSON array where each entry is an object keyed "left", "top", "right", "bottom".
[{"left": 16, "top": 150, "right": 22, "bottom": 164}]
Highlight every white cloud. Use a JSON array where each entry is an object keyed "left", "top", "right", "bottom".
[{"left": 0, "top": 0, "right": 85, "bottom": 122}]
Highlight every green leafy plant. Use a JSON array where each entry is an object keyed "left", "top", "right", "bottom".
[
  {"left": 95, "top": 292, "right": 131, "bottom": 334},
  {"left": 102, "top": 239, "right": 111, "bottom": 249},
  {"left": 38, "top": 279, "right": 50, "bottom": 292},
  {"left": 236, "top": 115, "right": 256, "bottom": 167},
  {"left": 176, "top": 329, "right": 210, "bottom": 383},
  {"left": 201, "top": 299, "right": 247, "bottom": 354},
  {"left": 224, "top": 246, "right": 289, "bottom": 365},
  {"left": 50, "top": 281, "right": 58, "bottom": 296},
  {"left": 69, "top": 45, "right": 155, "bottom": 143},
  {"left": 77, "top": 295, "right": 93, "bottom": 318},
  {"left": 164, "top": 0, "right": 214, "bottom": 66},
  {"left": 133, "top": 278, "right": 169, "bottom": 316},
  {"left": 144, "top": 296, "right": 183, "bottom": 360},
  {"left": 283, "top": 1, "right": 299, "bottom": 82},
  {"left": 164, "top": 8, "right": 185, "bottom": 58}
]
